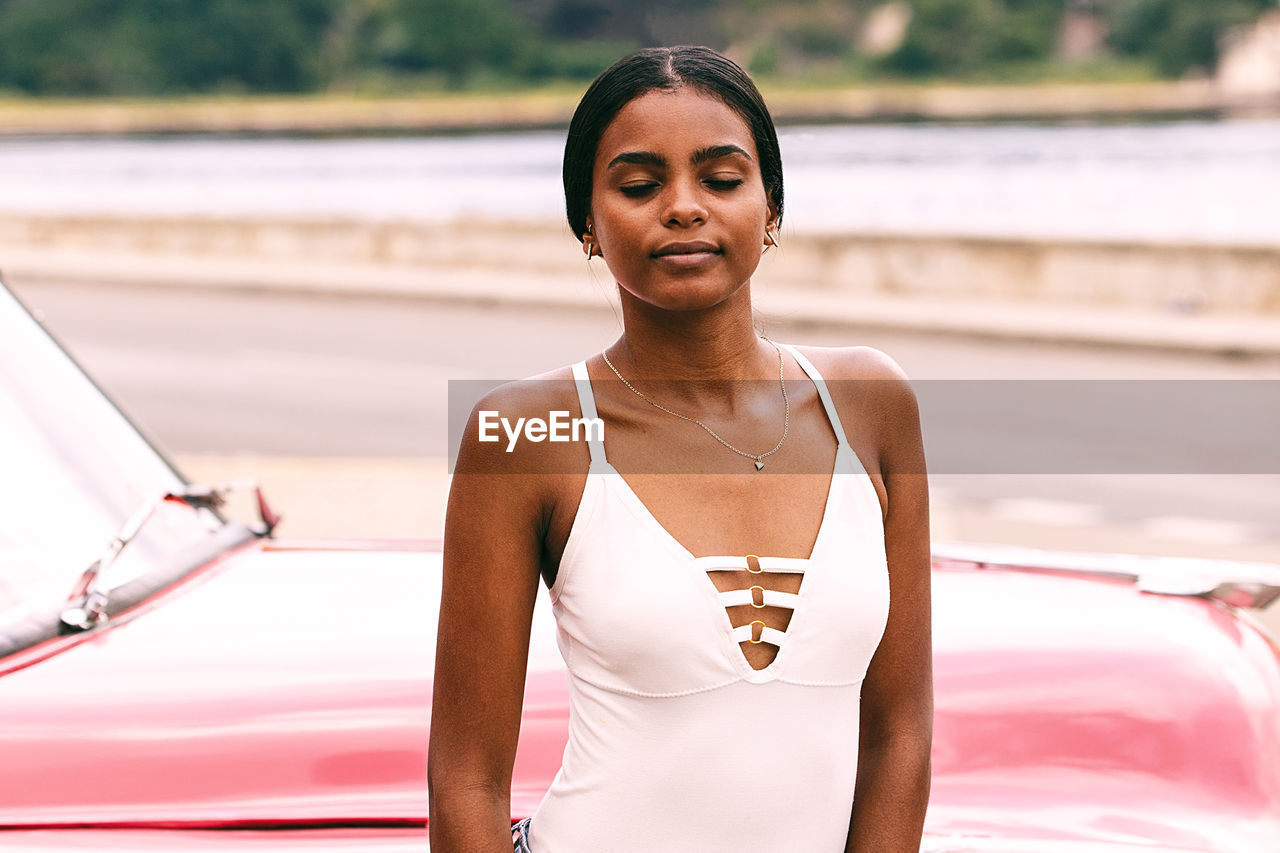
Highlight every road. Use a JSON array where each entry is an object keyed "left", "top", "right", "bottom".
[{"left": 11, "top": 279, "right": 1280, "bottom": 563}]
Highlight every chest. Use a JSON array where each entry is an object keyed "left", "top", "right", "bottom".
[
  {"left": 610, "top": 469, "right": 837, "bottom": 558},
  {"left": 548, "top": 468, "right": 891, "bottom": 693}
]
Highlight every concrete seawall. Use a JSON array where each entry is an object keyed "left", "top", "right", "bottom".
[
  {"left": 2, "top": 213, "right": 1277, "bottom": 353},
  {"left": 0, "top": 80, "right": 1275, "bottom": 136}
]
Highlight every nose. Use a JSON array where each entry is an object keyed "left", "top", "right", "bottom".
[{"left": 663, "top": 177, "right": 708, "bottom": 228}]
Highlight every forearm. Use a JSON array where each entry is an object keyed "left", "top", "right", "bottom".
[
  {"left": 844, "top": 732, "right": 932, "bottom": 853},
  {"left": 427, "top": 784, "right": 514, "bottom": 853}
]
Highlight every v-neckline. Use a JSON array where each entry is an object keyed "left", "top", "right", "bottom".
[
  {"left": 598, "top": 442, "right": 847, "bottom": 564},
  {"left": 596, "top": 450, "right": 847, "bottom": 677}
]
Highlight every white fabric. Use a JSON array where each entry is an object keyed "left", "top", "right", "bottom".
[
  {"left": 693, "top": 555, "right": 809, "bottom": 573},
  {"left": 529, "top": 346, "right": 890, "bottom": 853},
  {"left": 779, "top": 344, "right": 855, "bottom": 454},
  {"left": 729, "top": 623, "right": 790, "bottom": 646},
  {"left": 571, "top": 360, "right": 606, "bottom": 465},
  {"left": 717, "top": 587, "right": 800, "bottom": 609}
]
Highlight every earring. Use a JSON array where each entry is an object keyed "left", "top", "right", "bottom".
[
  {"left": 766, "top": 228, "right": 781, "bottom": 249},
  {"left": 584, "top": 227, "right": 600, "bottom": 260}
]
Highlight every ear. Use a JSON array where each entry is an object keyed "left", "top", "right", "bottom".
[
  {"left": 765, "top": 199, "right": 779, "bottom": 237},
  {"left": 582, "top": 216, "right": 600, "bottom": 259}
]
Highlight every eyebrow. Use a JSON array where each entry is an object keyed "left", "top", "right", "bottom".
[
  {"left": 693, "top": 144, "right": 753, "bottom": 166},
  {"left": 606, "top": 144, "right": 753, "bottom": 170}
]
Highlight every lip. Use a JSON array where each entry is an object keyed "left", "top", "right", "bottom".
[
  {"left": 652, "top": 241, "right": 720, "bottom": 257},
  {"left": 652, "top": 241, "right": 722, "bottom": 269}
]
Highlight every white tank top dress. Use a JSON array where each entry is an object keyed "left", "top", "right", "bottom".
[{"left": 527, "top": 344, "right": 890, "bottom": 853}]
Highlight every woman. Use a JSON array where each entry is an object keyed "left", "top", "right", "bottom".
[{"left": 429, "top": 46, "right": 932, "bottom": 852}]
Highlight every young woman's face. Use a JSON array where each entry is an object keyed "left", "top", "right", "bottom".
[{"left": 588, "top": 87, "right": 776, "bottom": 313}]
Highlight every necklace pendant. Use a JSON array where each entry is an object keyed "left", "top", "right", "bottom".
[{"left": 754, "top": 460, "right": 765, "bottom": 471}]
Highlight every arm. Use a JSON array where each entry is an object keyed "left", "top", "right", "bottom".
[
  {"left": 845, "top": 356, "right": 933, "bottom": 852},
  {"left": 428, "top": 392, "right": 550, "bottom": 852}
]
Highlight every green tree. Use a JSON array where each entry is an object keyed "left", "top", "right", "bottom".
[
  {"left": 0, "top": 0, "right": 338, "bottom": 95},
  {"left": 364, "top": 0, "right": 531, "bottom": 85},
  {"left": 132, "top": 0, "right": 338, "bottom": 93},
  {"left": 880, "top": 0, "right": 1002, "bottom": 75},
  {"left": 1106, "top": 0, "right": 1272, "bottom": 76},
  {"left": 0, "top": 0, "right": 120, "bottom": 94},
  {"left": 987, "top": 0, "right": 1061, "bottom": 63}
]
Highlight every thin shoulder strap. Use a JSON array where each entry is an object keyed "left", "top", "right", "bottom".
[
  {"left": 779, "top": 343, "right": 851, "bottom": 450},
  {"left": 571, "top": 360, "right": 606, "bottom": 465}
]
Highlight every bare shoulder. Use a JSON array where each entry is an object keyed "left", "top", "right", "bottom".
[
  {"left": 788, "top": 344, "right": 917, "bottom": 416},
  {"left": 787, "top": 343, "right": 906, "bottom": 379},
  {"left": 454, "top": 364, "right": 586, "bottom": 476},
  {"left": 470, "top": 364, "right": 578, "bottom": 415},
  {"left": 446, "top": 361, "right": 594, "bottom": 583}
]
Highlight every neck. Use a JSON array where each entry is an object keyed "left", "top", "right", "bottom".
[
  {"left": 613, "top": 282, "right": 770, "bottom": 381},
  {"left": 608, "top": 282, "right": 782, "bottom": 416}
]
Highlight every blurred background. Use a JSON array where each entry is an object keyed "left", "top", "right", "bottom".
[{"left": 0, "top": 1, "right": 1277, "bottom": 584}]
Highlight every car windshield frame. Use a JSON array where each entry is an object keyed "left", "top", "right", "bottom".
[{"left": 0, "top": 281, "right": 249, "bottom": 654}]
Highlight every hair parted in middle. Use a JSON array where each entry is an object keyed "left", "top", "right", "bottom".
[{"left": 562, "top": 46, "right": 784, "bottom": 244}]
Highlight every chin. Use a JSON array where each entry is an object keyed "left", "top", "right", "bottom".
[{"left": 619, "top": 276, "right": 751, "bottom": 314}]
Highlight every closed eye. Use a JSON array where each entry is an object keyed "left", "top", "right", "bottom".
[
  {"left": 619, "top": 183, "right": 658, "bottom": 198},
  {"left": 706, "top": 178, "right": 743, "bottom": 191}
]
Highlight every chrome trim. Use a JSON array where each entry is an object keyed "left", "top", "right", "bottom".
[
  {"left": 932, "top": 541, "right": 1280, "bottom": 609},
  {"left": 2, "top": 523, "right": 259, "bottom": 662}
]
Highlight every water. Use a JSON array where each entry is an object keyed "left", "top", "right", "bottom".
[{"left": 1, "top": 119, "right": 1276, "bottom": 244}]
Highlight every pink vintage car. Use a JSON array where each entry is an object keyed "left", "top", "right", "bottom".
[{"left": 2, "top": 281, "right": 1279, "bottom": 852}]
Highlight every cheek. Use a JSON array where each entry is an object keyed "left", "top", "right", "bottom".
[
  {"left": 591, "top": 203, "right": 643, "bottom": 253},
  {"left": 730, "top": 199, "right": 770, "bottom": 242}
]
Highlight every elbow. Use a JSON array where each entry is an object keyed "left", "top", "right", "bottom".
[
  {"left": 428, "top": 771, "right": 505, "bottom": 808},
  {"left": 860, "top": 708, "right": 933, "bottom": 755},
  {"left": 427, "top": 765, "right": 510, "bottom": 849},
  {"left": 858, "top": 727, "right": 933, "bottom": 793},
  {"left": 427, "top": 752, "right": 509, "bottom": 824}
]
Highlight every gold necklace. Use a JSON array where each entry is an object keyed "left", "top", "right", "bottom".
[{"left": 602, "top": 340, "right": 789, "bottom": 471}]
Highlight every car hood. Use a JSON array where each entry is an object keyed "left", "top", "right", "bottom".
[
  {"left": 921, "top": 809, "right": 1276, "bottom": 853},
  {"left": 4, "top": 543, "right": 1279, "bottom": 851},
  {"left": 919, "top": 837, "right": 1231, "bottom": 853},
  {"left": 923, "top": 565, "right": 1280, "bottom": 853},
  {"left": 0, "top": 539, "right": 567, "bottom": 829}
]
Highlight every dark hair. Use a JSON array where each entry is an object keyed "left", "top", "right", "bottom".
[{"left": 562, "top": 46, "right": 784, "bottom": 242}]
